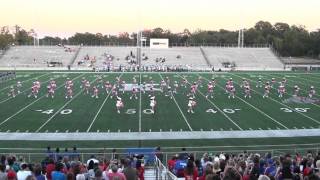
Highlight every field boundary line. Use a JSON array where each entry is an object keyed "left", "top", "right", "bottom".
[
  {"left": 0, "top": 142, "right": 319, "bottom": 150},
  {"left": 0, "top": 129, "right": 319, "bottom": 141},
  {"left": 158, "top": 73, "right": 193, "bottom": 131},
  {"left": 86, "top": 73, "right": 124, "bottom": 132},
  {"left": 232, "top": 73, "right": 320, "bottom": 125},
  {"left": 0, "top": 72, "right": 51, "bottom": 92},
  {"left": 0, "top": 74, "right": 84, "bottom": 127},
  {"left": 200, "top": 74, "right": 289, "bottom": 130},
  {"left": 35, "top": 75, "right": 96, "bottom": 132},
  {"left": 175, "top": 73, "right": 243, "bottom": 131}
]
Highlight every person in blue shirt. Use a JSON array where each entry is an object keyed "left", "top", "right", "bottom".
[
  {"left": 174, "top": 155, "right": 187, "bottom": 177},
  {"left": 51, "top": 162, "right": 65, "bottom": 180}
]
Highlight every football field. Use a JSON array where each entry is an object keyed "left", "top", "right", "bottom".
[{"left": 0, "top": 71, "right": 319, "bottom": 143}]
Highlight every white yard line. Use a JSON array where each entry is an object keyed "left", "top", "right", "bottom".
[
  {"left": 200, "top": 74, "right": 289, "bottom": 129},
  {"left": 0, "top": 74, "right": 84, "bottom": 127},
  {"left": 35, "top": 75, "right": 97, "bottom": 133},
  {"left": 201, "top": 74, "right": 289, "bottom": 129},
  {"left": 158, "top": 73, "right": 193, "bottom": 131},
  {"left": 0, "top": 72, "right": 51, "bottom": 92},
  {"left": 86, "top": 73, "right": 124, "bottom": 132},
  {"left": 175, "top": 73, "right": 243, "bottom": 131},
  {"left": 139, "top": 73, "right": 142, "bottom": 132},
  {"left": 232, "top": 73, "right": 320, "bottom": 125}
]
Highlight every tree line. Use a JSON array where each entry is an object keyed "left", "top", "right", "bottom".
[{"left": 0, "top": 21, "right": 319, "bottom": 58}]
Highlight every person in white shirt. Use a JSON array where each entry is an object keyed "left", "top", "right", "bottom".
[{"left": 17, "top": 163, "right": 32, "bottom": 180}]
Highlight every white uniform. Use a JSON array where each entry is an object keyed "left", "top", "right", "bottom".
[{"left": 116, "top": 99, "right": 124, "bottom": 113}]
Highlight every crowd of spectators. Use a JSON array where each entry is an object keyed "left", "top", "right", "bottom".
[
  {"left": 167, "top": 149, "right": 320, "bottom": 180},
  {"left": 0, "top": 146, "right": 145, "bottom": 180}
]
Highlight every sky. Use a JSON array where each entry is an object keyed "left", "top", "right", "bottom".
[{"left": 1, "top": 0, "right": 319, "bottom": 38}]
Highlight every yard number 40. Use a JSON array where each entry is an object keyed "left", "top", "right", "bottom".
[{"left": 280, "top": 108, "right": 310, "bottom": 113}]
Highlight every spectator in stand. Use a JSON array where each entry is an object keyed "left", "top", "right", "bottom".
[
  {"left": 45, "top": 158, "right": 55, "bottom": 180},
  {"left": 63, "top": 148, "right": 69, "bottom": 159},
  {"left": 179, "top": 148, "right": 189, "bottom": 160},
  {"left": 46, "top": 146, "right": 54, "bottom": 159},
  {"left": 155, "top": 147, "right": 163, "bottom": 162},
  {"left": 1, "top": 155, "right": 6, "bottom": 165},
  {"left": 7, "top": 170, "right": 16, "bottom": 180},
  {"left": 200, "top": 164, "right": 213, "bottom": 180},
  {"left": 0, "top": 164, "right": 7, "bottom": 180},
  {"left": 123, "top": 158, "right": 138, "bottom": 180},
  {"left": 17, "top": 163, "right": 32, "bottom": 180},
  {"left": 264, "top": 159, "right": 277, "bottom": 177},
  {"left": 76, "top": 174, "right": 86, "bottom": 180},
  {"left": 184, "top": 159, "right": 198, "bottom": 180},
  {"left": 212, "top": 161, "right": 222, "bottom": 176},
  {"left": 195, "top": 159, "right": 203, "bottom": 177},
  {"left": 71, "top": 146, "right": 80, "bottom": 161},
  {"left": 33, "top": 164, "right": 45, "bottom": 180},
  {"left": 258, "top": 175, "right": 270, "bottom": 180},
  {"left": 167, "top": 155, "right": 178, "bottom": 172},
  {"left": 54, "top": 148, "right": 60, "bottom": 162},
  {"left": 304, "top": 160, "right": 314, "bottom": 177},
  {"left": 105, "top": 164, "right": 126, "bottom": 180},
  {"left": 95, "top": 169, "right": 103, "bottom": 180},
  {"left": 174, "top": 154, "right": 187, "bottom": 177},
  {"left": 136, "top": 159, "right": 144, "bottom": 180},
  {"left": 7, "top": 156, "right": 20, "bottom": 172},
  {"left": 111, "top": 149, "right": 119, "bottom": 161},
  {"left": 222, "top": 166, "right": 241, "bottom": 180},
  {"left": 87, "top": 160, "right": 97, "bottom": 178},
  {"left": 316, "top": 160, "right": 320, "bottom": 177},
  {"left": 66, "top": 172, "right": 74, "bottom": 180},
  {"left": 51, "top": 162, "right": 65, "bottom": 180}
]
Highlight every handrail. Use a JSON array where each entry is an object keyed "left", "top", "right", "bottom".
[
  {"left": 69, "top": 46, "right": 82, "bottom": 67},
  {"left": 154, "top": 156, "right": 178, "bottom": 180},
  {"left": 199, "top": 46, "right": 212, "bottom": 67}
]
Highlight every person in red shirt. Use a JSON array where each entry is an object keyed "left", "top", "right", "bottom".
[
  {"left": 184, "top": 159, "right": 198, "bottom": 180},
  {"left": 136, "top": 160, "right": 145, "bottom": 180},
  {"left": 168, "top": 155, "right": 178, "bottom": 172},
  {"left": 45, "top": 159, "right": 55, "bottom": 180}
]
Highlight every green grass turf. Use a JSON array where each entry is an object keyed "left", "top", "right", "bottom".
[{"left": 0, "top": 71, "right": 319, "bottom": 151}]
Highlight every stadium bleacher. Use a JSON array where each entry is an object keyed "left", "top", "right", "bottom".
[
  {"left": 0, "top": 46, "right": 287, "bottom": 71},
  {"left": 0, "top": 46, "right": 78, "bottom": 68},
  {"left": 141, "top": 47, "right": 209, "bottom": 70},
  {"left": 74, "top": 46, "right": 137, "bottom": 68},
  {"left": 202, "top": 47, "right": 284, "bottom": 70}
]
